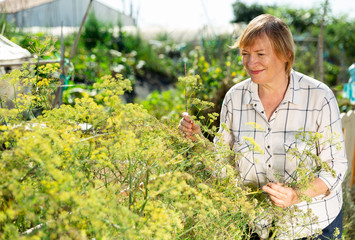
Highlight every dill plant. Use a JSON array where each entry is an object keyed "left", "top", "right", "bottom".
[
  {"left": 0, "top": 61, "right": 262, "bottom": 239},
  {"left": 0, "top": 64, "right": 255, "bottom": 239},
  {"left": 0, "top": 62, "right": 60, "bottom": 122},
  {"left": 234, "top": 129, "right": 342, "bottom": 239}
]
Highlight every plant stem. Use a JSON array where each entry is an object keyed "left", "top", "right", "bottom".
[
  {"left": 128, "top": 155, "right": 133, "bottom": 210},
  {"left": 184, "top": 63, "right": 188, "bottom": 114}
]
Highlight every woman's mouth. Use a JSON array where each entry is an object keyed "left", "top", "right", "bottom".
[{"left": 250, "top": 69, "right": 264, "bottom": 75}]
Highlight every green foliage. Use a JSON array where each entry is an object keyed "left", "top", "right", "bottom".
[
  {"left": 325, "top": 16, "right": 355, "bottom": 69},
  {"left": 138, "top": 44, "right": 246, "bottom": 126},
  {"left": 0, "top": 13, "right": 17, "bottom": 37},
  {"left": 231, "top": 0, "right": 268, "bottom": 23},
  {"left": 285, "top": 131, "right": 339, "bottom": 202},
  {"left": 184, "top": 43, "right": 246, "bottom": 135},
  {"left": 138, "top": 89, "right": 185, "bottom": 122},
  {"left": 78, "top": 14, "right": 182, "bottom": 87},
  {"left": 0, "top": 62, "right": 60, "bottom": 121},
  {"left": 137, "top": 35, "right": 246, "bottom": 124},
  {"left": 187, "top": 44, "right": 245, "bottom": 101},
  {"left": 82, "top": 12, "right": 112, "bottom": 49},
  {"left": 267, "top": 6, "right": 324, "bottom": 34}
]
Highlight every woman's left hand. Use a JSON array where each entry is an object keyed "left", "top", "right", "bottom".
[{"left": 262, "top": 182, "right": 299, "bottom": 208}]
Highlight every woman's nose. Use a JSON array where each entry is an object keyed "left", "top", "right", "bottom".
[{"left": 248, "top": 55, "right": 258, "bottom": 67}]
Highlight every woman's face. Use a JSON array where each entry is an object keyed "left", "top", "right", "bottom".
[{"left": 241, "top": 33, "right": 287, "bottom": 86}]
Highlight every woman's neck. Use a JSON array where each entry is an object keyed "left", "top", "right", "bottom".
[
  {"left": 258, "top": 74, "right": 290, "bottom": 120},
  {"left": 258, "top": 74, "right": 290, "bottom": 98}
]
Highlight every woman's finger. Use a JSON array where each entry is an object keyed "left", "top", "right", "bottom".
[
  {"left": 179, "top": 119, "right": 193, "bottom": 129},
  {"left": 262, "top": 185, "right": 285, "bottom": 199},
  {"left": 182, "top": 112, "right": 193, "bottom": 123},
  {"left": 269, "top": 197, "right": 286, "bottom": 208},
  {"left": 178, "top": 124, "right": 192, "bottom": 133}
]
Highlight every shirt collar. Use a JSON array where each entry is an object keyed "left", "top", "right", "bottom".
[
  {"left": 287, "top": 69, "right": 301, "bottom": 105},
  {"left": 244, "top": 69, "right": 301, "bottom": 106}
]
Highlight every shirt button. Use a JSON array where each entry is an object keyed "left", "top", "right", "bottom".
[
  {"left": 268, "top": 164, "right": 271, "bottom": 168},
  {"left": 268, "top": 127, "right": 271, "bottom": 131},
  {"left": 267, "top": 145, "right": 270, "bottom": 149},
  {"left": 254, "top": 104, "right": 257, "bottom": 107}
]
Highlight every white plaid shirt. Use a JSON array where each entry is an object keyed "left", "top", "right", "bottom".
[{"left": 215, "top": 70, "right": 348, "bottom": 239}]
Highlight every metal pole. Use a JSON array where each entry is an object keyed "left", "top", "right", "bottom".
[
  {"left": 69, "top": 0, "right": 93, "bottom": 62},
  {"left": 317, "top": 0, "right": 328, "bottom": 82}
]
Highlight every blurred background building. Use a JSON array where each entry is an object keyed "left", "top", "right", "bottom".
[{"left": 0, "top": 0, "right": 135, "bottom": 28}]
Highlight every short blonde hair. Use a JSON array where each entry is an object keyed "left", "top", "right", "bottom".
[{"left": 233, "top": 14, "right": 295, "bottom": 76}]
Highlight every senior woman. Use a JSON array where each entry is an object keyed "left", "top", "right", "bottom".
[{"left": 179, "top": 14, "right": 347, "bottom": 239}]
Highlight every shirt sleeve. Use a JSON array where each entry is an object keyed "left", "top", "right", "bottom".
[
  {"left": 213, "top": 91, "right": 234, "bottom": 149},
  {"left": 316, "top": 90, "right": 348, "bottom": 192},
  {"left": 212, "top": 91, "right": 235, "bottom": 178}
]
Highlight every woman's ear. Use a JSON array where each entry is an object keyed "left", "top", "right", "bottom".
[{"left": 283, "top": 51, "right": 292, "bottom": 63}]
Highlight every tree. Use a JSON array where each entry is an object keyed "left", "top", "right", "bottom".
[
  {"left": 231, "top": 0, "right": 267, "bottom": 23},
  {"left": 82, "top": 12, "right": 111, "bottom": 49},
  {"left": 267, "top": 7, "right": 323, "bottom": 35}
]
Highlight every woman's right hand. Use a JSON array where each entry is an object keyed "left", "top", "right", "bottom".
[{"left": 178, "top": 112, "right": 202, "bottom": 140}]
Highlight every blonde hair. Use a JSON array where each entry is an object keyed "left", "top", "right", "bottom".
[{"left": 233, "top": 14, "right": 295, "bottom": 76}]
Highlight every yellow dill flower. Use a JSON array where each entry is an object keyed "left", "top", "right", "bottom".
[
  {"left": 246, "top": 122, "right": 264, "bottom": 131},
  {"left": 242, "top": 136, "right": 264, "bottom": 154},
  {"left": 221, "top": 122, "right": 230, "bottom": 133}
]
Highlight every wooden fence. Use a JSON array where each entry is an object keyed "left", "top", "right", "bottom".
[{"left": 341, "top": 110, "right": 355, "bottom": 187}]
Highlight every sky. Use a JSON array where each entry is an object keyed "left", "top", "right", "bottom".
[{"left": 98, "top": 0, "right": 355, "bottom": 28}]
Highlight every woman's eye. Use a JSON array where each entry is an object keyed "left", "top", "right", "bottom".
[{"left": 258, "top": 53, "right": 264, "bottom": 56}]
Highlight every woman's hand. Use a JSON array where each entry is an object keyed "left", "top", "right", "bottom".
[
  {"left": 262, "top": 182, "right": 300, "bottom": 208},
  {"left": 178, "top": 112, "right": 202, "bottom": 141},
  {"left": 262, "top": 177, "right": 329, "bottom": 208}
]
